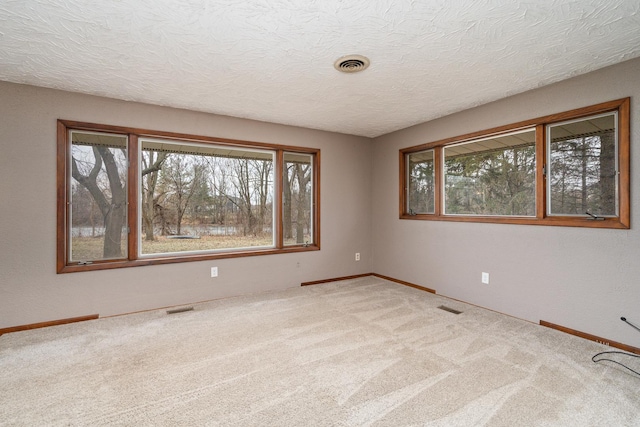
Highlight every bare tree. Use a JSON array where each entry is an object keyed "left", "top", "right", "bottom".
[
  {"left": 283, "top": 164, "right": 293, "bottom": 239},
  {"left": 141, "top": 150, "right": 168, "bottom": 241},
  {"left": 162, "top": 155, "right": 204, "bottom": 235},
  {"left": 294, "top": 163, "right": 311, "bottom": 243},
  {"left": 232, "top": 159, "right": 257, "bottom": 235},
  {"left": 283, "top": 161, "right": 311, "bottom": 243},
  {"left": 206, "top": 157, "right": 232, "bottom": 226},
  {"left": 71, "top": 146, "right": 126, "bottom": 258},
  {"left": 252, "top": 159, "right": 272, "bottom": 233}
]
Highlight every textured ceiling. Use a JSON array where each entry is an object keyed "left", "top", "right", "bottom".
[{"left": 1, "top": 1, "right": 639, "bottom": 138}]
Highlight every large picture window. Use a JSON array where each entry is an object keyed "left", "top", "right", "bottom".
[
  {"left": 400, "top": 98, "right": 629, "bottom": 228},
  {"left": 57, "top": 121, "right": 320, "bottom": 273},
  {"left": 139, "top": 139, "right": 275, "bottom": 255}
]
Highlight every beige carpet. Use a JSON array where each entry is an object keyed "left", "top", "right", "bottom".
[{"left": 1, "top": 276, "right": 638, "bottom": 426}]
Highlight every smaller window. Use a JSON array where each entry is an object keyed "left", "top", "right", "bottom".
[
  {"left": 547, "top": 112, "right": 618, "bottom": 217},
  {"left": 69, "top": 130, "right": 128, "bottom": 263},
  {"left": 283, "top": 152, "right": 314, "bottom": 246},
  {"left": 406, "top": 150, "right": 435, "bottom": 214}
]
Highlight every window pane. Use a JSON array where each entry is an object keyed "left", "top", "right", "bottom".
[
  {"left": 140, "top": 140, "right": 274, "bottom": 255},
  {"left": 444, "top": 129, "right": 536, "bottom": 216},
  {"left": 548, "top": 113, "right": 617, "bottom": 216},
  {"left": 407, "top": 150, "right": 435, "bottom": 214},
  {"left": 70, "top": 131, "right": 128, "bottom": 262},
  {"left": 283, "top": 152, "right": 313, "bottom": 246}
]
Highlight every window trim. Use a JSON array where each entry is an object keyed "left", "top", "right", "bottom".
[
  {"left": 399, "top": 98, "right": 630, "bottom": 229},
  {"left": 57, "top": 120, "right": 321, "bottom": 273}
]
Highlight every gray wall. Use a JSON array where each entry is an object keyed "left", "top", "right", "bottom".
[
  {"left": 372, "top": 58, "right": 640, "bottom": 347},
  {"left": 0, "top": 82, "right": 373, "bottom": 328},
  {"left": 2, "top": 58, "right": 639, "bottom": 349}
]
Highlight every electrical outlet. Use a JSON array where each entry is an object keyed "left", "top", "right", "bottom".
[
  {"left": 355, "top": 252, "right": 360, "bottom": 261},
  {"left": 481, "top": 272, "right": 489, "bottom": 284},
  {"left": 211, "top": 267, "right": 218, "bottom": 278}
]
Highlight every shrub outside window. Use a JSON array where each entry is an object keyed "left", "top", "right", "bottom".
[
  {"left": 399, "top": 98, "right": 629, "bottom": 229},
  {"left": 57, "top": 121, "right": 320, "bottom": 273}
]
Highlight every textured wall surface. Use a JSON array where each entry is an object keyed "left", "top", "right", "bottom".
[
  {"left": 1, "top": 1, "right": 640, "bottom": 137},
  {"left": 372, "top": 58, "right": 640, "bottom": 349},
  {"left": 0, "top": 81, "right": 373, "bottom": 328}
]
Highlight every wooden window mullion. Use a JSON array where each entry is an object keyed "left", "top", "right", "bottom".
[
  {"left": 275, "top": 150, "right": 284, "bottom": 249},
  {"left": 434, "top": 146, "right": 443, "bottom": 217},
  {"left": 535, "top": 124, "right": 546, "bottom": 219},
  {"left": 128, "top": 134, "right": 139, "bottom": 260}
]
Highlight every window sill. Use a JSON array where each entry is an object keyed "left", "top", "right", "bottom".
[
  {"left": 399, "top": 214, "right": 629, "bottom": 229},
  {"left": 57, "top": 244, "right": 320, "bottom": 274}
]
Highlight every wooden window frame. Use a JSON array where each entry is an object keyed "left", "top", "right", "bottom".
[
  {"left": 399, "top": 98, "right": 630, "bottom": 229},
  {"left": 57, "top": 120, "right": 321, "bottom": 273}
]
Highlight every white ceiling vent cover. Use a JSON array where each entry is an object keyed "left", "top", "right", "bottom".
[{"left": 334, "top": 55, "right": 370, "bottom": 73}]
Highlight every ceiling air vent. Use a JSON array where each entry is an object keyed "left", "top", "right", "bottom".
[{"left": 334, "top": 55, "right": 370, "bottom": 73}]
